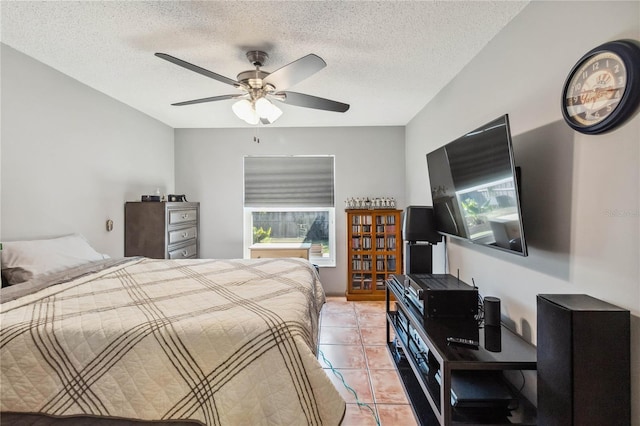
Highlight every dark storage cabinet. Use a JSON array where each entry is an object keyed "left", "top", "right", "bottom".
[
  {"left": 125, "top": 202, "right": 199, "bottom": 259},
  {"left": 386, "top": 276, "right": 537, "bottom": 425},
  {"left": 537, "top": 294, "right": 630, "bottom": 426}
]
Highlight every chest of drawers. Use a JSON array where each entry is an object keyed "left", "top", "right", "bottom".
[{"left": 125, "top": 201, "right": 200, "bottom": 259}]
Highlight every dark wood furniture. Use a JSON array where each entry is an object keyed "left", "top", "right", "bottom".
[
  {"left": 346, "top": 209, "right": 402, "bottom": 301},
  {"left": 537, "top": 294, "right": 630, "bottom": 426},
  {"left": 386, "top": 275, "right": 537, "bottom": 425},
  {"left": 125, "top": 201, "right": 199, "bottom": 259}
]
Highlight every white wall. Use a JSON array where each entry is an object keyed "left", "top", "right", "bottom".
[
  {"left": 2, "top": 1, "right": 637, "bottom": 418},
  {"left": 1, "top": 44, "right": 175, "bottom": 256},
  {"left": 0, "top": 40, "right": 405, "bottom": 295},
  {"left": 174, "top": 126, "right": 405, "bottom": 295},
  {"left": 406, "top": 1, "right": 639, "bottom": 422}
]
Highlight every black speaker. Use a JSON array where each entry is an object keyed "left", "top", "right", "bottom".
[
  {"left": 405, "top": 243, "right": 433, "bottom": 274},
  {"left": 537, "top": 294, "right": 630, "bottom": 426},
  {"left": 483, "top": 296, "right": 501, "bottom": 326},
  {"left": 483, "top": 325, "right": 501, "bottom": 352},
  {"left": 402, "top": 206, "right": 442, "bottom": 243}
]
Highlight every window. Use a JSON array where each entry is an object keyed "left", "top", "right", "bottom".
[{"left": 243, "top": 156, "right": 336, "bottom": 267}]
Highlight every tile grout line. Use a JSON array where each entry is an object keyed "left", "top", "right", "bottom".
[
  {"left": 320, "top": 299, "right": 418, "bottom": 425},
  {"left": 320, "top": 300, "right": 381, "bottom": 423},
  {"left": 355, "top": 302, "right": 381, "bottom": 423}
]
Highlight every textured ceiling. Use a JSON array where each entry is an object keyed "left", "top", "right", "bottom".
[{"left": 1, "top": 1, "right": 529, "bottom": 128}]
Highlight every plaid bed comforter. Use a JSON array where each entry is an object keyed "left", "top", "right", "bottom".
[{"left": 0, "top": 257, "right": 345, "bottom": 425}]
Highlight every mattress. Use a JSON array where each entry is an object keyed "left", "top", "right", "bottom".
[{"left": 0, "top": 257, "right": 345, "bottom": 425}]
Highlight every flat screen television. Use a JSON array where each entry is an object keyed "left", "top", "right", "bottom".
[{"left": 426, "top": 114, "right": 528, "bottom": 256}]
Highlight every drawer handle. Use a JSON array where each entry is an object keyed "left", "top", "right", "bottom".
[
  {"left": 181, "top": 213, "right": 189, "bottom": 219},
  {"left": 182, "top": 232, "right": 189, "bottom": 238},
  {"left": 182, "top": 250, "right": 189, "bottom": 257}
]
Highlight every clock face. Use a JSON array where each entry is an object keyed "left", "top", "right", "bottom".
[
  {"left": 563, "top": 51, "right": 627, "bottom": 128},
  {"left": 561, "top": 40, "right": 640, "bottom": 135}
]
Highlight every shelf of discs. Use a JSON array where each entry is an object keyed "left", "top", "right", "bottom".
[{"left": 346, "top": 209, "right": 402, "bottom": 301}]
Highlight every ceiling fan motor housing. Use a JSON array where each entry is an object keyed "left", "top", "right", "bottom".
[
  {"left": 237, "top": 69, "right": 272, "bottom": 90},
  {"left": 246, "top": 50, "right": 268, "bottom": 67}
]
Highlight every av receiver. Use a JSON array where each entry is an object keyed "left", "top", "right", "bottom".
[{"left": 390, "top": 274, "right": 478, "bottom": 319}]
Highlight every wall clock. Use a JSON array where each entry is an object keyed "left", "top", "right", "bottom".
[{"left": 561, "top": 39, "right": 640, "bottom": 135}]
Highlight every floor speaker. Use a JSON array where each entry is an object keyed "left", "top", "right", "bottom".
[
  {"left": 402, "top": 206, "right": 442, "bottom": 244},
  {"left": 537, "top": 294, "right": 630, "bottom": 426},
  {"left": 405, "top": 243, "right": 433, "bottom": 274}
]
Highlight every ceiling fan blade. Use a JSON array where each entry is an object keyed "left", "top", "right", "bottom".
[
  {"left": 263, "top": 54, "right": 326, "bottom": 90},
  {"left": 277, "top": 91, "right": 350, "bottom": 113},
  {"left": 155, "top": 53, "right": 242, "bottom": 88},
  {"left": 171, "top": 94, "right": 238, "bottom": 106}
]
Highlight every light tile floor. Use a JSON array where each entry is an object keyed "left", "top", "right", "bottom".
[{"left": 318, "top": 297, "right": 418, "bottom": 426}]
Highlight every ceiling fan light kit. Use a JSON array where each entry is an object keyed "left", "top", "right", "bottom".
[
  {"left": 232, "top": 99, "right": 259, "bottom": 125},
  {"left": 155, "top": 50, "right": 349, "bottom": 125},
  {"left": 232, "top": 97, "right": 283, "bottom": 125},
  {"left": 254, "top": 98, "right": 283, "bottom": 122}
]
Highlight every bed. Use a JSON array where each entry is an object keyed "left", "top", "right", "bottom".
[{"left": 1, "top": 235, "right": 346, "bottom": 425}]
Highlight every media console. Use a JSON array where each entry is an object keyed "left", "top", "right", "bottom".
[{"left": 386, "top": 275, "right": 537, "bottom": 425}]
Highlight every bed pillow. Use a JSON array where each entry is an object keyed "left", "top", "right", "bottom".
[{"left": 1, "top": 234, "right": 108, "bottom": 285}]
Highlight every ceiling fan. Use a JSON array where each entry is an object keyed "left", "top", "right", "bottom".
[{"left": 155, "top": 50, "right": 350, "bottom": 124}]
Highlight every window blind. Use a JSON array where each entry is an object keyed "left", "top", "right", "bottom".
[{"left": 244, "top": 156, "right": 335, "bottom": 207}]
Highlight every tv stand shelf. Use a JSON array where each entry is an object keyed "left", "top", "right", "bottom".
[{"left": 386, "top": 276, "right": 537, "bottom": 425}]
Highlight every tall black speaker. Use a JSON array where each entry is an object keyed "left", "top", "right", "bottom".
[
  {"left": 537, "top": 294, "right": 630, "bottom": 426},
  {"left": 402, "top": 206, "right": 441, "bottom": 274},
  {"left": 405, "top": 243, "right": 433, "bottom": 274},
  {"left": 402, "top": 206, "right": 442, "bottom": 244}
]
